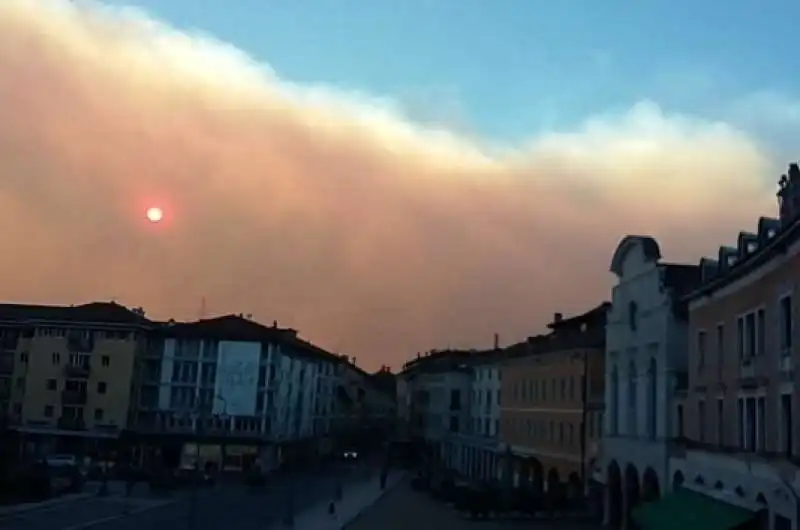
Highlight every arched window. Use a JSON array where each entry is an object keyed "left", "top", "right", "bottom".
[
  {"left": 647, "top": 358, "right": 657, "bottom": 439},
  {"left": 628, "top": 360, "right": 638, "bottom": 436},
  {"left": 629, "top": 301, "right": 638, "bottom": 331},
  {"left": 610, "top": 365, "right": 619, "bottom": 435}
]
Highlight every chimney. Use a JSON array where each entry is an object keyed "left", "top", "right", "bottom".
[
  {"left": 493, "top": 333, "right": 499, "bottom": 350},
  {"left": 553, "top": 312, "right": 563, "bottom": 323},
  {"left": 272, "top": 320, "right": 278, "bottom": 328}
]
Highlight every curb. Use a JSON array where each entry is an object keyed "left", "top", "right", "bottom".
[{"left": 339, "top": 473, "right": 408, "bottom": 530}]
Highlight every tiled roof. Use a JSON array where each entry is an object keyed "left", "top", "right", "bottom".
[
  {"left": 156, "top": 314, "right": 287, "bottom": 342},
  {"left": 156, "top": 314, "right": 350, "bottom": 365},
  {"left": 547, "top": 302, "right": 610, "bottom": 331},
  {"left": 0, "top": 301, "right": 151, "bottom": 326}
]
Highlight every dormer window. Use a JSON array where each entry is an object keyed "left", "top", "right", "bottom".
[
  {"left": 746, "top": 242, "right": 757, "bottom": 254},
  {"left": 768, "top": 229, "right": 776, "bottom": 239},
  {"left": 727, "top": 255, "right": 737, "bottom": 267}
]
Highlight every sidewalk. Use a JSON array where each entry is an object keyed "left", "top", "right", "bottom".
[
  {"left": 0, "top": 492, "right": 93, "bottom": 516},
  {"left": 271, "top": 471, "right": 406, "bottom": 530}
]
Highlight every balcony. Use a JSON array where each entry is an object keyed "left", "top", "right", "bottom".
[
  {"left": 739, "top": 357, "right": 756, "bottom": 380},
  {"left": 780, "top": 355, "right": 794, "bottom": 380},
  {"left": 57, "top": 416, "right": 86, "bottom": 431},
  {"left": 63, "top": 363, "right": 91, "bottom": 379},
  {"left": 62, "top": 389, "right": 88, "bottom": 405}
]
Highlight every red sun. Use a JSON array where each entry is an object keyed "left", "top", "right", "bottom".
[{"left": 145, "top": 207, "right": 164, "bottom": 223}]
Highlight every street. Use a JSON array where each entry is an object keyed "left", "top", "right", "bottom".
[
  {"left": 0, "top": 461, "right": 372, "bottom": 530},
  {"left": 346, "top": 479, "right": 604, "bottom": 530}
]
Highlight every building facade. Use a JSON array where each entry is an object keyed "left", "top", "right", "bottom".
[
  {"left": 130, "top": 314, "right": 343, "bottom": 471},
  {"left": 500, "top": 304, "right": 608, "bottom": 501},
  {"left": 401, "top": 349, "right": 500, "bottom": 478},
  {"left": 602, "top": 236, "right": 700, "bottom": 529},
  {"left": 673, "top": 165, "right": 800, "bottom": 530},
  {"left": 0, "top": 302, "right": 150, "bottom": 456}
]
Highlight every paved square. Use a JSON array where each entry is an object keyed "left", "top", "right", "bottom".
[{"left": 346, "top": 480, "right": 604, "bottom": 530}]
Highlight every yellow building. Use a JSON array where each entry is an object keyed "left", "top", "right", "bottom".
[{"left": 1, "top": 302, "right": 150, "bottom": 455}]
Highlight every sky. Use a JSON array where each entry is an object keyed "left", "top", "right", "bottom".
[{"left": 0, "top": 0, "right": 797, "bottom": 371}]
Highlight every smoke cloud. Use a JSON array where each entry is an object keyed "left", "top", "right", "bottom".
[{"left": 0, "top": 0, "right": 782, "bottom": 369}]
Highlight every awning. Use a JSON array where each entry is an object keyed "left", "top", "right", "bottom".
[{"left": 632, "top": 488, "right": 759, "bottom": 530}]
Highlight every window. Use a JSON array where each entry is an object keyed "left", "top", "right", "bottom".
[
  {"left": 449, "top": 389, "right": 461, "bottom": 411},
  {"left": 94, "top": 408, "right": 104, "bottom": 421},
  {"left": 629, "top": 301, "right": 638, "bottom": 331},
  {"left": 737, "top": 398, "right": 745, "bottom": 448},
  {"left": 780, "top": 295, "right": 793, "bottom": 353},
  {"left": 627, "top": 361, "right": 637, "bottom": 436},
  {"left": 756, "top": 309, "right": 766, "bottom": 356},
  {"left": 51, "top": 352, "right": 60, "bottom": 365},
  {"left": 697, "top": 400, "right": 706, "bottom": 442},
  {"left": 46, "top": 379, "right": 57, "bottom": 391},
  {"left": 448, "top": 416, "right": 459, "bottom": 433},
  {"left": 101, "top": 355, "right": 110, "bottom": 367},
  {"left": 97, "top": 381, "right": 107, "bottom": 394},
  {"left": 781, "top": 393, "right": 793, "bottom": 456},
  {"left": 558, "top": 422, "right": 564, "bottom": 442},
  {"left": 568, "top": 377, "right": 575, "bottom": 400},
  {"left": 568, "top": 423, "right": 574, "bottom": 444},
  {"left": 745, "top": 397, "right": 756, "bottom": 450},
  {"left": 716, "top": 398, "right": 724, "bottom": 446},
  {"left": 676, "top": 404, "right": 684, "bottom": 438},
  {"left": 757, "top": 396, "right": 766, "bottom": 451},
  {"left": 737, "top": 317, "right": 745, "bottom": 359},
  {"left": 44, "top": 405, "right": 53, "bottom": 417},
  {"left": 716, "top": 324, "right": 725, "bottom": 370},
  {"left": 697, "top": 330, "right": 707, "bottom": 370},
  {"left": 745, "top": 312, "right": 756, "bottom": 357},
  {"left": 560, "top": 378, "right": 566, "bottom": 399},
  {"left": 610, "top": 365, "right": 619, "bottom": 435},
  {"left": 646, "top": 358, "right": 657, "bottom": 439}
]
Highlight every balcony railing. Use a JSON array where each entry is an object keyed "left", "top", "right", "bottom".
[
  {"left": 739, "top": 357, "right": 756, "bottom": 379},
  {"left": 62, "top": 389, "right": 88, "bottom": 405},
  {"left": 57, "top": 416, "right": 86, "bottom": 431},
  {"left": 780, "top": 355, "right": 793, "bottom": 379},
  {"left": 63, "top": 363, "right": 91, "bottom": 379}
]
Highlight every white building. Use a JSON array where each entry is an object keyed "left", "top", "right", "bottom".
[
  {"left": 601, "top": 235, "right": 701, "bottom": 528},
  {"left": 131, "top": 314, "right": 341, "bottom": 471},
  {"left": 400, "top": 349, "right": 505, "bottom": 480}
]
